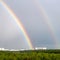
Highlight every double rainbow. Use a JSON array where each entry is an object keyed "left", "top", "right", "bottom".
[{"left": 0, "top": 0, "right": 59, "bottom": 49}]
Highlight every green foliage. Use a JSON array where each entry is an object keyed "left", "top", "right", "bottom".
[{"left": 0, "top": 50, "right": 60, "bottom": 60}]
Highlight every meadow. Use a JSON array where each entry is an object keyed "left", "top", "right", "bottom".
[{"left": 0, "top": 50, "right": 60, "bottom": 60}]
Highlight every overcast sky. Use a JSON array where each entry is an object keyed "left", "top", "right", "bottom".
[{"left": 0, "top": 0, "right": 60, "bottom": 49}]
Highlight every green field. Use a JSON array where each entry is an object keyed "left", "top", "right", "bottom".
[{"left": 0, "top": 50, "right": 60, "bottom": 60}]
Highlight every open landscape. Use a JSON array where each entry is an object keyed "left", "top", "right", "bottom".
[
  {"left": 0, "top": 50, "right": 60, "bottom": 60},
  {"left": 0, "top": 0, "right": 60, "bottom": 60}
]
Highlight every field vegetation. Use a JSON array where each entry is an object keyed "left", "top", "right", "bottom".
[{"left": 0, "top": 50, "right": 60, "bottom": 60}]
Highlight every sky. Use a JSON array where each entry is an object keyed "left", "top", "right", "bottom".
[{"left": 0, "top": 0, "right": 60, "bottom": 49}]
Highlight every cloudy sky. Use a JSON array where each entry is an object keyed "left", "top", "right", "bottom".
[{"left": 0, "top": 0, "right": 60, "bottom": 49}]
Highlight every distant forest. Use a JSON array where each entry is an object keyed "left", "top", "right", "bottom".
[{"left": 0, "top": 50, "right": 60, "bottom": 60}]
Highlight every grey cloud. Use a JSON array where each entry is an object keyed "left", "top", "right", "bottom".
[{"left": 0, "top": 0, "right": 60, "bottom": 49}]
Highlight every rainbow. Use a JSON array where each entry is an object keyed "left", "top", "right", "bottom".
[
  {"left": 33, "top": 0, "right": 59, "bottom": 48},
  {"left": 0, "top": 1, "right": 34, "bottom": 49}
]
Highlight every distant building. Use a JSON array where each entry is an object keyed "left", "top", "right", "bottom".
[
  {"left": 0, "top": 48, "right": 9, "bottom": 51},
  {"left": 35, "top": 47, "right": 47, "bottom": 50},
  {"left": 0, "top": 48, "right": 4, "bottom": 50}
]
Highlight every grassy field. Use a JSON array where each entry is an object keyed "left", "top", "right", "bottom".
[{"left": 0, "top": 50, "right": 60, "bottom": 60}]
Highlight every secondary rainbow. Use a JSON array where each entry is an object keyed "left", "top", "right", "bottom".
[
  {"left": 33, "top": 0, "right": 59, "bottom": 48},
  {"left": 0, "top": 1, "right": 34, "bottom": 49}
]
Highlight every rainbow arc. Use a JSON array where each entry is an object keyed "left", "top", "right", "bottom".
[
  {"left": 33, "top": 0, "right": 59, "bottom": 48},
  {"left": 0, "top": 1, "right": 34, "bottom": 49}
]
